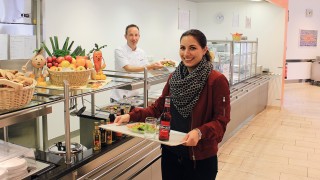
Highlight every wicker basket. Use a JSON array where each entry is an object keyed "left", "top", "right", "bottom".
[
  {"left": 232, "top": 33, "right": 242, "bottom": 42},
  {"left": 48, "top": 69, "right": 92, "bottom": 86},
  {"left": 0, "top": 79, "right": 36, "bottom": 110}
]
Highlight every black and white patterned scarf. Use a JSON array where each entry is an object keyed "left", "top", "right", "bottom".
[{"left": 169, "top": 57, "right": 213, "bottom": 118}]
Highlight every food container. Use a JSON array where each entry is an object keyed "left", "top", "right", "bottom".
[
  {"left": 0, "top": 79, "right": 36, "bottom": 110},
  {"left": 47, "top": 142, "right": 83, "bottom": 156},
  {"left": 48, "top": 69, "right": 92, "bottom": 86},
  {"left": 231, "top": 33, "right": 243, "bottom": 42}
]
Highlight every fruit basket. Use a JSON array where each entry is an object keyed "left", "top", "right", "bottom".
[
  {"left": 231, "top": 33, "right": 242, "bottom": 42},
  {"left": 0, "top": 79, "right": 37, "bottom": 110},
  {"left": 48, "top": 69, "right": 92, "bottom": 86}
]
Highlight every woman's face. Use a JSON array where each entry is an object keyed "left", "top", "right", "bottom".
[{"left": 179, "top": 35, "right": 207, "bottom": 72}]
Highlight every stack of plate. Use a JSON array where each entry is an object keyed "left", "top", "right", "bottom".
[{"left": 0, "top": 157, "right": 28, "bottom": 179}]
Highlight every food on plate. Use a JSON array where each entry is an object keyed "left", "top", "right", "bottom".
[
  {"left": 162, "top": 60, "right": 176, "bottom": 67},
  {"left": 127, "top": 123, "right": 156, "bottom": 134}
]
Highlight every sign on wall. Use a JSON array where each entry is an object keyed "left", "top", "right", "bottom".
[{"left": 299, "top": 29, "right": 317, "bottom": 47}]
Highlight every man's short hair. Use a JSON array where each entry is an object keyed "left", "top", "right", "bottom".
[{"left": 125, "top": 24, "right": 139, "bottom": 35}]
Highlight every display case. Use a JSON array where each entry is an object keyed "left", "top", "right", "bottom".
[{"left": 207, "top": 39, "right": 258, "bottom": 85}]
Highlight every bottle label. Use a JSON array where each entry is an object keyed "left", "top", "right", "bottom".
[
  {"left": 161, "top": 121, "right": 170, "bottom": 126},
  {"left": 159, "top": 125, "right": 170, "bottom": 140},
  {"left": 94, "top": 134, "right": 101, "bottom": 149},
  {"left": 107, "top": 131, "right": 112, "bottom": 144}
]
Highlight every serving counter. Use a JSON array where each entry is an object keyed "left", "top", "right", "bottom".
[
  {"left": 0, "top": 68, "right": 170, "bottom": 179},
  {"left": 0, "top": 67, "right": 271, "bottom": 179}
]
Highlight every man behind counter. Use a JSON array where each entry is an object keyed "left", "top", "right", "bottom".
[{"left": 111, "top": 24, "right": 174, "bottom": 102}]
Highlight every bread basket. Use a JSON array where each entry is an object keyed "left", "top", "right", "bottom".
[
  {"left": 0, "top": 79, "right": 36, "bottom": 110},
  {"left": 48, "top": 69, "right": 92, "bottom": 86}
]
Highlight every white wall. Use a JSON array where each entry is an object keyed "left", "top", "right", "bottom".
[
  {"left": 42, "top": 0, "right": 198, "bottom": 139},
  {"left": 196, "top": 1, "right": 285, "bottom": 107},
  {"left": 287, "top": 0, "right": 320, "bottom": 59},
  {"left": 41, "top": 0, "right": 286, "bottom": 139},
  {"left": 196, "top": 2, "right": 285, "bottom": 75},
  {"left": 42, "top": 0, "right": 198, "bottom": 69}
]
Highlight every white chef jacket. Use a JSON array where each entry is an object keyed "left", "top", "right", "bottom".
[{"left": 111, "top": 44, "right": 148, "bottom": 101}]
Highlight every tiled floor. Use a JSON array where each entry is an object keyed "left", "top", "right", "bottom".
[{"left": 217, "top": 83, "right": 320, "bottom": 180}]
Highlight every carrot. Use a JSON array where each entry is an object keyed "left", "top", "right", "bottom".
[
  {"left": 93, "top": 51, "right": 103, "bottom": 72},
  {"left": 89, "top": 44, "right": 107, "bottom": 73}
]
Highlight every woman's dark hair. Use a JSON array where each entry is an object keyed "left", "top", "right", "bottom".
[
  {"left": 180, "top": 29, "right": 211, "bottom": 61},
  {"left": 125, "top": 24, "right": 139, "bottom": 35}
]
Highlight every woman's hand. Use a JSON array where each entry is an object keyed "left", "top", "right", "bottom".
[
  {"left": 182, "top": 129, "right": 200, "bottom": 146},
  {"left": 114, "top": 114, "right": 130, "bottom": 125}
]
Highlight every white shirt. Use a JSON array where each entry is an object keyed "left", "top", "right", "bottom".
[{"left": 111, "top": 44, "right": 148, "bottom": 101}]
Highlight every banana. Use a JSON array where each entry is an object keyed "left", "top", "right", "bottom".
[
  {"left": 7, "top": 69, "right": 18, "bottom": 75},
  {"left": 21, "top": 78, "right": 34, "bottom": 86},
  {"left": 0, "top": 69, "right": 6, "bottom": 77},
  {"left": 5, "top": 71, "right": 14, "bottom": 80},
  {"left": 15, "top": 72, "right": 24, "bottom": 77}
]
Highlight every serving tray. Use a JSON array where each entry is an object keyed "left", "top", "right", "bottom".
[{"left": 100, "top": 123, "right": 186, "bottom": 146}]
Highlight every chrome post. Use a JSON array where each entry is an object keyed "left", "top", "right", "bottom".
[
  {"left": 91, "top": 94, "right": 95, "bottom": 115},
  {"left": 3, "top": 126, "right": 8, "bottom": 142},
  {"left": 63, "top": 80, "right": 72, "bottom": 164},
  {"left": 230, "top": 42, "right": 234, "bottom": 85},
  {"left": 143, "top": 67, "right": 148, "bottom": 108}
]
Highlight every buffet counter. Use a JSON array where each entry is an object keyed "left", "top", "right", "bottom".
[
  {"left": 0, "top": 69, "right": 170, "bottom": 179},
  {"left": 0, "top": 67, "right": 271, "bottom": 179}
]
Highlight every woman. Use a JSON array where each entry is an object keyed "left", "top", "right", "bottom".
[{"left": 114, "top": 29, "right": 230, "bottom": 180}]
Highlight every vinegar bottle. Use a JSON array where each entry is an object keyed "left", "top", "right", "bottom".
[
  {"left": 159, "top": 96, "right": 171, "bottom": 141},
  {"left": 100, "top": 120, "right": 107, "bottom": 147},
  {"left": 106, "top": 118, "right": 113, "bottom": 145},
  {"left": 93, "top": 122, "right": 101, "bottom": 151}
]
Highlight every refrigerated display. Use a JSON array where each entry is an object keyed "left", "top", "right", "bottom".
[{"left": 207, "top": 39, "right": 258, "bottom": 85}]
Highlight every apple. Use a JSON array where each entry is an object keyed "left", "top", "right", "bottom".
[
  {"left": 64, "top": 55, "right": 73, "bottom": 63},
  {"left": 47, "top": 62, "right": 52, "bottom": 68},
  {"left": 52, "top": 56, "right": 57, "bottom": 61},
  {"left": 49, "top": 66, "right": 57, "bottom": 71},
  {"left": 76, "top": 56, "right": 86, "bottom": 67},
  {"left": 60, "top": 60, "right": 70, "bottom": 68},
  {"left": 85, "top": 60, "right": 93, "bottom": 69},
  {"left": 69, "top": 67, "right": 76, "bottom": 71},
  {"left": 69, "top": 64, "right": 76, "bottom": 69},
  {"left": 71, "top": 58, "right": 76, "bottom": 64},
  {"left": 54, "top": 62, "right": 59, "bottom": 67},
  {"left": 56, "top": 57, "right": 64, "bottom": 64},
  {"left": 76, "top": 65, "right": 85, "bottom": 71},
  {"left": 58, "top": 63, "right": 62, "bottom": 67},
  {"left": 47, "top": 56, "right": 52, "bottom": 63}
]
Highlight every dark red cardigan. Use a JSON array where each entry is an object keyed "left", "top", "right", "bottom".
[{"left": 129, "top": 70, "right": 231, "bottom": 160}]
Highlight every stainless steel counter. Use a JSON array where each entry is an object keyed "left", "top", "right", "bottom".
[{"left": 0, "top": 67, "right": 271, "bottom": 179}]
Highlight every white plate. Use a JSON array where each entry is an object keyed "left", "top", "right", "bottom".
[{"left": 100, "top": 123, "right": 186, "bottom": 146}]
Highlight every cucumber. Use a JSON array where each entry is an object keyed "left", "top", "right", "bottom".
[
  {"left": 68, "top": 41, "right": 74, "bottom": 51},
  {"left": 41, "top": 42, "right": 52, "bottom": 57},
  {"left": 62, "top": 37, "right": 69, "bottom": 51},
  {"left": 49, "top": 37, "right": 55, "bottom": 52},
  {"left": 54, "top": 36, "right": 59, "bottom": 50}
]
